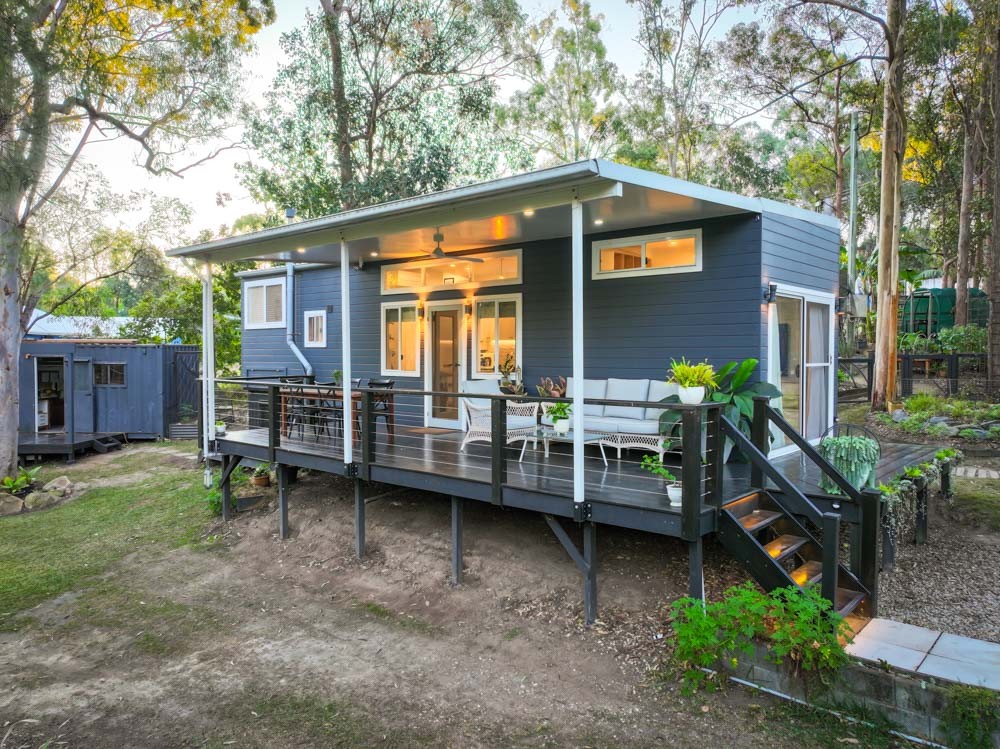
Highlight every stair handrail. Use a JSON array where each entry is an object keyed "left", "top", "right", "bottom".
[
  {"left": 720, "top": 416, "right": 825, "bottom": 525},
  {"left": 754, "top": 398, "right": 864, "bottom": 503}
]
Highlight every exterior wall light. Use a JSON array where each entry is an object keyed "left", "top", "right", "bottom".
[{"left": 763, "top": 282, "right": 778, "bottom": 304}]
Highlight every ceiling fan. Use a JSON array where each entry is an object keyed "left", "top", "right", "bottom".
[{"left": 422, "top": 227, "right": 484, "bottom": 263}]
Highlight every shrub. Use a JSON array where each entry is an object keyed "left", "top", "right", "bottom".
[
  {"left": 903, "top": 393, "right": 940, "bottom": 414},
  {"left": 668, "top": 357, "right": 717, "bottom": 389},
  {"left": 899, "top": 413, "right": 931, "bottom": 433},
  {"left": 925, "top": 423, "right": 952, "bottom": 438},
  {"left": 940, "top": 684, "right": 1000, "bottom": 749},
  {"left": 670, "top": 582, "right": 849, "bottom": 693},
  {"left": 988, "top": 404, "right": 1000, "bottom": 420},
  {"left": 937, "top": 325, "right": 987, "bottom": 354},
  {"left": 947, "top": 400, "right": 976, "bottom": 420},
  {"left": 1, "top": 466, "right": 41, "bottom": 495},
  {"left": 958, "top": 428, "right": 986, "bottom": 441}
]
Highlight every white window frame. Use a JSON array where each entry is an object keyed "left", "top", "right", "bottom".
[
  {"left": 470, "top": 292, "right": 523, "bottom": 380},
  {"left": 381, "top": 249, "right": 523, "bottom": 295},
  {"left": 303, "top": 309, "right": 326, "bottom": 348},
  {"left": 243, "top": 277, "right": 286, "bottom": 330},
  {"left": 380, "top": 301, "right": 421, "bottom": 377},
  {"left": 591, "top": 228, "right": 703, "bottom": 280}
]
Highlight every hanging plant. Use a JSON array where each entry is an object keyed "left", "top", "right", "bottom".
[{"left": 818, "top": 436, "right": 880, "bottom": 495}]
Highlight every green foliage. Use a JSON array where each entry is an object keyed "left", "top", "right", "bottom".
[
  {"left": 1, "top": 467, "right": 41, "bottom": 495},
  {"left": 668, "top": 358, "right": 717, "bottom": 388},
  {"left": 670, "top": 582, "right": 849, "bottom": 694},
  {"left": 546, "top": 402, "right": 571, "bottom": 421},
  {"left": 536, "top": 376, "right": 567, "bottom": 398},
  {"left": 640, "top": 453, "right": 676, "bottom": 483},
  {"left": 940, "top": 685, "right": 1000, "bottom": 749},
  {"left": 898, "top": 332, "right": 938, "bottom": 353},
  {"left": 818, "top": 436, "right": 879, "bottom": 494},
  {"left": 935, "top": 447, "right": 961, "bottom": 462},
  {"left": 904, "top": 393, "right": 939, "bottom": 413},
  {"left": 937, "top": 325, "right": 987, "bottom": 354},
  {"left": 958, "top": 428, "right": 986, "bottom": 441}
]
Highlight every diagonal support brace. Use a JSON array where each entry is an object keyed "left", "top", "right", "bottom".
[{"left": 543, "top": 514, "right": 597, "bottom": 624}]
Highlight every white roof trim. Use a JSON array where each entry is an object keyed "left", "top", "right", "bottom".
[{"left": 235, "top": 263, "right": 331, "bottom": 279}]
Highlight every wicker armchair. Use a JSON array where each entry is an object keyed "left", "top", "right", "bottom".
[{"left": 459, "top": 380, "right": 539, "bottom": 452}]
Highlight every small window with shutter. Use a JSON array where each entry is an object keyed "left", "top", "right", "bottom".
[{"left": 244, "top": 277, "right": 286, "bottom": 329}]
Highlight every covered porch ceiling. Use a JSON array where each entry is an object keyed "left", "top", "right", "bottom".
[{"left": 168, "top": 160, "right": 838, "bottom": 267}]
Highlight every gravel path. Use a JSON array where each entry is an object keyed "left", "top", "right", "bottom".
[{"left": 878, "top": 490, "right": 1000, "bottom": 643}]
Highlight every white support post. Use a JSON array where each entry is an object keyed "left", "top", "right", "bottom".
[
  {"left": 201, "top": 262, "right": 216, "bottom": 486},
  {"left": 340, "top": 240, "right": 353, "bottom": 466},
  {"left": 571, "top": 199, "right": 585, "bottom": 504}
]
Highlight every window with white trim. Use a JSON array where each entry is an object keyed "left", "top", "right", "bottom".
[
  {"left": 472, "top": 294, "right": 522, "bottom": 378},
  {"left": 244, "top": 277, "right": 286, "bottom": 329},
  {"left": 381, "top": 302, "right": 420, "bottom": 376},
  {"left": 304, "top": 310, "right": 326, "bottom": 348},
  {"left": 381, "top": 249, "right": 522, "bottom": 294},
  {"left": 591, "top": 229, "right": 702, "bottom": 279}
]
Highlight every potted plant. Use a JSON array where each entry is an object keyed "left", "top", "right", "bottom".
[
  {"left": 251, "top": 463, "right": 271, "bottom": 487},
  {"left": 331, "top": 369, "right": 343, "bottom": 386},
  {"left": 499, "top": 355, "right": 525, "bottom": 396},
  {"left": 641, "top": 454, "right": 681, "bottom": 506},
  {"left": 536, "top": 376, "right": 566, "bottom": 398},
  {"left": 818, "top": 435, "right": 879, "bottom": 494},
  {"left": 214, "top": 420, "right": 226, "bottom": 436},
  {"left": 669, "top": 358, "right": 716, "bottom": 404},
  {"left": 708, "top": 358, "right": 783, "bottom": 462},
  {"left": 547, "top": 402, "right": 572, "bottom": 435}
]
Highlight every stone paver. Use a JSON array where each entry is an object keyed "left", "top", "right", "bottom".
[
  {"left": 850, "top": 618, "right": 1000, "bottom": 691},
  {"left": 953, "top": 465, "right": 1000, "bottom": 479}
]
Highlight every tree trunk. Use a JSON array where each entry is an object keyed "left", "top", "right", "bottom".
[
  {"left": 319, "top": 0, "right": 355, "bottom": 209},
  {"left": 0, "top": 198, "right": 24, "bottom": 479},
  {"left": 955, "top": 128, "right": 976, "bottom": 325},
  {"left": 988, "top": 16, "right": 1000, "bottom": 392},
  {"left": 871, "top": 0, "right": 906, "bottom": 412}
]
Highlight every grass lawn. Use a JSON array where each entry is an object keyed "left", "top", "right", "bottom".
[
  {"left": 0, "top": 446, "right": 214, "bottom": 630},
  {"left": 951, "top": 477, "right": 1000, "bottom": 531}
]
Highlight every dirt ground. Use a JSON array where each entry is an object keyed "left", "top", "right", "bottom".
[{"left": 0, "top": 445, "right": 904, "bottom": 748}]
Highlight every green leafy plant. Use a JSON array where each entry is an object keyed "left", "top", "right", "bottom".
[
  {"left": 837, "top": 368, "right": 850, "bottom": 384},
  {"left": 668, "top": 357, "right": 716, "bottom": 389},
  {"left": 937, "top": 324, "right": 987, "bottom": 354},
  {"left": 939, "top": 684, "right": 1000, "bottom": 749},
  {"left": 935, "top": 447, "right": 961, "bottom": 462},
  {"left": 331, "top": 369, "right": 343, "bottom": 386},
  {"left": 897, "top": 331, "right": 939, "bottom": 354},
  {"left": 708, "top": 358, "right": 782, "bottom": 437},
  {"left": 640, "top": 453, "right": 676, "bottom": 483},
  {"left": 903, "top": 393, "right": 939, "bottom": 413},
  {"left": 925, "top": 422, "right": 952, "bottom": 438},
  {"left": 670, "top": 582, "right": 850, "bottom": 694},
  {"left": 253, "top": 463, "right": 271, "bottom": 477},
  {"left": 546, "top": 402, "right": 571, "bottom": 421},
  {"left": 818, "top": 436, "right": 879, "bottom": 494},
  {"left": 958, "top": 428, "right": 986, "bottom": 441},
  {"left": 1, "top": 466, "right": 41, "bottom": 495}
]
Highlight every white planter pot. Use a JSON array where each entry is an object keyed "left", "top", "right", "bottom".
[
  {"left": 214, "top": 424, "right": 226, "bottom": 437},
  {"left": 666, "top": 484, "right": 683, "bottom": 506},
  {"left": 553, "top": 419, "right": 570, "bottom": 435},
  {"left": 678, "top": 386, "right": 705, "bottom": 405}
]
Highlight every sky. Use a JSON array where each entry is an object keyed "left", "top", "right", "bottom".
[{"left": 81, "top": 0, "right": 746, "bottom": 241}]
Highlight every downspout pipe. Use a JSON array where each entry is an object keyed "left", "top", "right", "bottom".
[{"left": 285, "top": 262, "right": 313, "bottom": 379}]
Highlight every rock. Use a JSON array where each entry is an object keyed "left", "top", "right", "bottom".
[
  {"left": 43, "top": 476, "right": 72, "bottom": 497},
  {"left": 942, "top": 426, "right": 960, "bottom": 437},
  {"left": 73, "top": 482, "right": 89, "bottom": 494},
  {"left": 0, "top": 496, "right": 24, "bottom": 515},
  {"left": 927, "top": 416, "right": 951, "bottom": 425},
  {"left": 23, "top": 491, "right": 59, "bottom": 510},
  {"left": 891, "top": 409, "right": 908, "bottom": 423}
]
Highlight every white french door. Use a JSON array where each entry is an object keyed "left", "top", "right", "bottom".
[
  {"left": 768, "top": 285, "right": 835, "bottom": 453},
  {"left": 424, "top": 302, "right": 466, "bottom": 429}
]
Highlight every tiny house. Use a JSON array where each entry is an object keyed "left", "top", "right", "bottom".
[{"left": 18, "top": 340, "right": 200, "bottom": 443}]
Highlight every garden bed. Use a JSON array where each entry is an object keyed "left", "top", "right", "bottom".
[{"left": 869, "top": 394, "right": 1000, "bottom": 453}]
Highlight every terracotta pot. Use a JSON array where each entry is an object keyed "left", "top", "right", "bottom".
[{"left": 251, "top": 474, "right": 270, "bottom": 487}]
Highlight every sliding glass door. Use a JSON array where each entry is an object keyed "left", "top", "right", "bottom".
[{"left": 768, "top": 287, "right": 834, "bottom": 449}]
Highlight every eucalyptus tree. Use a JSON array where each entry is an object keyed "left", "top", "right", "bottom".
[
  {"left": 0, "top": 0, "right": 273, "bottom": 478},
  {"left": 242, "top": 1, "right": 528, "bottom": 217},
  {"left": 499, "top": 0, "right": 622, "bottom": 164}
]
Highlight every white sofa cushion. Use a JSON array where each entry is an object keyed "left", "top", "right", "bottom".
[
  {"left": 580, "top": 416, "right": 623, "bottom": 434},
  {"left": 566, "top": 377, "right": 608, "bottom": 416},
  {"left": 613, "top": 418, "right": 661, "bottom": 435},
  {"left": 461, "top": 379, "right": 499, "bottom": 410},
  {"left": 507, "top": 414, "right": 537, "bottom": 431},
  {"left": 603, "top": 378, "right": 650, "bottom": 420},
  {"left": 645, "top": 380, "right": 679, "bottom": 419}
]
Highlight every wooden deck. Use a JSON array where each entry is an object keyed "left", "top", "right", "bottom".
[
  {"left": 18, "top": 430, "right": 125, "bottom": 458},
  {"left": 216, "top": 423, "right": 938, "bottom": 535}
]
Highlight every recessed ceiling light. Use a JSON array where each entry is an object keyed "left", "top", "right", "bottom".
[
  {"left": 524, "top": 208, "right": 535, "bottom": 217},
  {"left": 296, "top": 247, "right": 306, "bottom": 253},
  {"left": 450, "top": 263, "right": 456, "bottom": 267},
  {"left": 593, "top": 219, "right": 604, "bottom": 226},
  {"left": 370, "top": 251, "right": 378, "bottom": 257}
]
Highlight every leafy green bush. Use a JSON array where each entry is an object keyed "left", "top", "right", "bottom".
[
  {"left": 668, "top": 357, "right": 717, "bottom": 389},
  {"left": 940, "top": 684, "right": 1000, "bottom": 749},
  {"left": 937, "top": 325, "right": 987, "bottom": 354},
  {"left": 958, "top": 428, "right": 986, "bottom": 441},
  {"left": 899, "top": 413, "right": 931, "bottom": 433},
  {"left": 1, "top": 466, "right": 41, "bottom": 495},
  {"left": 988, "top": 405, "right": 1000, "bottom": 420},
  {"left": 670, "top": 582, "right": 849, "bottom": 693},
  {"left": 925, "top": 422, "right": 952, "bottom": 438},
  {"left": 903, "top": 393, "right": 940, "bottom": 414}
]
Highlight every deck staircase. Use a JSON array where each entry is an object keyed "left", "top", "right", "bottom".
[
  {"left": 90, "top": 435, "right": 123, "bottom": 454},
  {"left": 718, "top": 490, "right": 869, "bottom": 617}
]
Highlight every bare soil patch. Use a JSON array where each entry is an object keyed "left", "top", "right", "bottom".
[{"left": 0, "top": 452, "right": 910, "bottom": 748}]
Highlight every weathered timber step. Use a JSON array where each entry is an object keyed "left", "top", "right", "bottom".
[
  {"left": 723, "top": 493, "right": 763, "bottom": 518},
  {"left": 91, "top": 439, "right": 109, "bottom": 454},
  {"left": 790, "top": 560, "right": 823, "bottom": 586},
  {"left": 836, "top": 588, "right": 867, "bottom": 617},
  {"left": 739, "top": 509, "right": 783, "bottom": 533},
  {"left": 763, "top": 534, "right": 808, "bottom": 563}
]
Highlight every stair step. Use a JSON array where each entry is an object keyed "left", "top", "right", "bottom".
[
  {"left": 723, "top": 493, "right": 762, "bottom": 518},
  {"left": 739, "top": 509, "right": 783, "bottom": 533},
  {"left": 763, "top": 534, "right": 808, "bottom": 563},
  {"left": 836, "top": 588, "right": 867, "bottom": 617},
  {"left": 790, "top": 560, "right": 823, "bottom": 586}
]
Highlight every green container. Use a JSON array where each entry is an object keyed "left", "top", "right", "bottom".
[{"left": 898, "top": 288, "right": 988, "bottom": 336}]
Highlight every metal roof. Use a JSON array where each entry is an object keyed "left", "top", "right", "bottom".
[{"left": 169, "top": 159, "right": 840, "bottom": 266}]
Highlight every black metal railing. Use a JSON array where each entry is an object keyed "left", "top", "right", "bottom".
[
  {"left": 842, "top": 352, "right": 988, "bottom": 402},
  {"left": 208, "top": 377, "right": 724, "bottom": 528}
]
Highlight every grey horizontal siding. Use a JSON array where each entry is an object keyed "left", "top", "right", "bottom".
[{"left": 241, "top": 212, "right": 768, "bottom": 422}]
